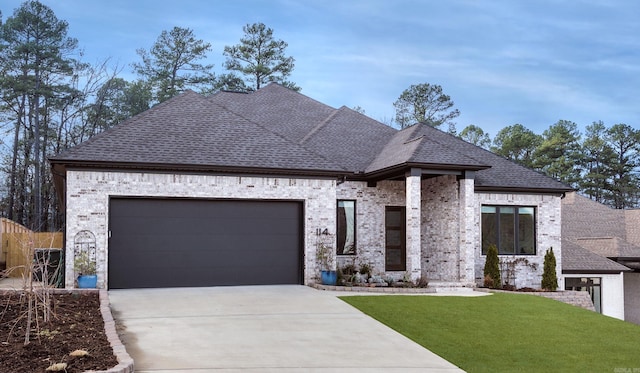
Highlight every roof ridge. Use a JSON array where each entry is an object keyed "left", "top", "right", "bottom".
[
  {"left": 209, "top": 100, "right": 348, "bottom": 173},
  {"left": 421, "top": 124, "right": 575, "bottom": 189},
  {"left": 403, "top": 125, "right": 426, "bottom": 162},
  {"left": 299, "top": 108, "right": 342, "bottom": 144},
  {"left": 417, "top": 124, "right": 489, "bottom": 166},
  {"left": 410, "top": 124, "right": 489, "bottom": 167},
  {"left": 365, "top": 125, "right": 423, "bottom": 172}
]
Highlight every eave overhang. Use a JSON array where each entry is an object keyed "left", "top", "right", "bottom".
[
  {"left": 562, "top": 269, "right": 631, "bottom": 274},
  {"left": 474, "top": 185, "right": 575, "bottom": 195},
  {"left": 357, "top": 162, "right": 490, "bottom": 182},
  {"left": 49, "top": 158, "right": 350, "bottom": 206}
]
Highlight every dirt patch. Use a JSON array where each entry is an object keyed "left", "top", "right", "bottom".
[{"left": 0, "top": 291, "right": 118, "bottom": 373}]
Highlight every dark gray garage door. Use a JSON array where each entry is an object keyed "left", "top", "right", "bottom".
[{"left": 108, "top": 198, "right": 303, "bottom": 289}]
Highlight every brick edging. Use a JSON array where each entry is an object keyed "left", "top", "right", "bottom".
[
  {"left": 475, "top": 288, "right": 596, "bottom": 311},
  {"left": 310, "top": 283, "right": 436, "bottom": 293},
  {"left": 98, "top": 289, "right": 135, "bottom": 373}
]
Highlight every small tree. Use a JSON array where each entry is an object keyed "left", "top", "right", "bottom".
[
  {"left": 542, "top": 247, "right": 558, "bottom": 291},
  {"left": 483, "top": 244, "right": 501, "bottom": 289}
]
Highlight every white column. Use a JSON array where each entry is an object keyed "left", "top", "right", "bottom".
[
  {"left": 406, "top": 168, "right": 422, "bottom": 280},
  {"left": 458, "top": 171, "right": 475, "bottom": 284}
]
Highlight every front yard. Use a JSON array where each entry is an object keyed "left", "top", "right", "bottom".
[{"left": 341, "top": 293, "right": 640, "bottom": 372}]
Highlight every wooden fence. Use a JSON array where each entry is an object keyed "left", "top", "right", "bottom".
[{"left": 1, "top": 218, "right": 63, "bottom": 278}]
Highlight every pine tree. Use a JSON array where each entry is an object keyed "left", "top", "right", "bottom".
[
  {"left": 223, "top": 22, "right": 297, "bottom": 91},
  {"left": 483, "top": 244, "right": 501, "bottom": 289},
  {"left": 542, "top": 248, "right": 558, "bottom": 291}
]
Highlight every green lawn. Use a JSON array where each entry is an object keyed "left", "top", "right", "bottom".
[{"left": 340, "top": 293, "right": 640, "bottom": 373}]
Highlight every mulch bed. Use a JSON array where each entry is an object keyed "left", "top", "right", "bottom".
[{"left": 0, "top": 291, "right": 118, "bottom": 373}]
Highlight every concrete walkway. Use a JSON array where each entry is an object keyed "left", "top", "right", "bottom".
[{"left": 109, "top": 285, "right": 467, "bottom": 372}]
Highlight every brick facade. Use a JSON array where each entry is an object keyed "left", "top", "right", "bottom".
[
  {"left": 65, "top": 170, "right": 336, "bottom": 288},
  {"left": 65, "top": 170, "right": 562, "bottom": 290},
  {"left": 474, "top": 193, "right": 563, "bottom": 289}
]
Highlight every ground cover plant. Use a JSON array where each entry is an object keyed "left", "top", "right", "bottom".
[{"left": 341, "top": 293, "right": 640, "bottom": 372}]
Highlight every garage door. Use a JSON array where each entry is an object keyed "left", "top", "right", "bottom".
[{"left": 108, "top": 198, "right": 303, "bottom": 289}]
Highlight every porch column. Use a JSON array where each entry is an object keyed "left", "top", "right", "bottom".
[
  {"left": 406, "top": 168, "right": 422, "bottom": 280},
  {"left": 458, "top": 171, "right": 475, "bottom": 284}
]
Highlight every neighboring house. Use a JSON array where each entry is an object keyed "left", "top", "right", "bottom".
[
  {"left": 50, "top": 83, "right": 572, "bottom": 290},
  {"left": 562, "top": 192, "right": 640, "bottom": 323}
]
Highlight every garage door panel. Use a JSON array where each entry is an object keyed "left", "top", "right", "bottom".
[{"left": 108, "top": 198, "right": 302, "bottom": 289}]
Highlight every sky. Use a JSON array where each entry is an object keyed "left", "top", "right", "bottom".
[{"left": 2, "top": 0, "right": 640, "bottom": 137}]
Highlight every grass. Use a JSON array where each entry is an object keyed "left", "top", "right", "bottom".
[{"left": 340, "top": 293, "right": 640, "bottom": 372}]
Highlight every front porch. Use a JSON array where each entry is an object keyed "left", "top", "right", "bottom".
[{"left": 334, "top": 168, "right": 478, "bottom": 288}]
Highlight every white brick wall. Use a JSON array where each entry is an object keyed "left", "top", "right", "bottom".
[
  {"left": 65, "top": 170, "right": 336, "bottom": 288},
  {"left": 421, "top": 175, "right": 460, "bottom": 282},
  {"left": 65, "top": 170, "right": 562, "bottom": 290},
  {"left": 474, "top": 193, "right": 563, "bottom": 289},
  {"left": 337, "top": 175, "right": 475, "bottom": 284},
  {"left": 335, "top": 180, "right": 405, "bottom": 275}
]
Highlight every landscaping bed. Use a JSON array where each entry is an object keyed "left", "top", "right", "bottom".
[{"left": 0, "top": 290, "right": 119, "bottom": 373}]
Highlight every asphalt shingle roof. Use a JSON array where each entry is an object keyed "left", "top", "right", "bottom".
[
  {"left": 366, "top": 125, "right": 489, "bottom": 173},
  {"left": 562, "top": 239, "right": 630, "bottom": 273},
  {"left": 576, "top": 237, "right": 640, "bottom": 259},
  {"left": 51, "top": 90, "right": 345, "bottom": 173},
  {"left": 562, "top": 192, "right": 627, "bottom": 241},
  {"left": 51, "top": 83, "right": 572, "bottom": 193},
  {"left": 561, "top": 192, "right": 640, "bottom": 271}
]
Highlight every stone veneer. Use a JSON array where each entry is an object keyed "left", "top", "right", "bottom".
[{"left": 474, "top": 193, "right": 563, "bottom": 289}]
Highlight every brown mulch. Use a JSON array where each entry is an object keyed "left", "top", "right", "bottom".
[{"left": 0, "top": 291, "right": 118, "bottom": 373}]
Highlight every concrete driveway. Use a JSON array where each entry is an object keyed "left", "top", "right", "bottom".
[{"left": 108, "top": 285, "right": 465, "bottom": 372}]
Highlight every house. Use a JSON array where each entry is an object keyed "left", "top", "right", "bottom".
[
  {"left": 562, "top": 192, "right": 640, "bottom": 323},
  {"left": 49, "top": 83, "right": 572, "bottom": 290}
]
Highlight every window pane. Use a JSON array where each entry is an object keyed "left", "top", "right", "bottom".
[
  {"left": 499, "top": 207, "right": 515, "bottom": 254},
  {"left": 592, "top": 282, "right": 602, "bottom": 313},
  {"left": 481, "top": 206, "right": 496, "bottom": 214},
  {"left": 518, "top": 207, "right": 535, "bottom": 254},
  {"left": 385, "top": 210, "right": 403, "bottom": 227},
  {"left": 337, "top": 200, "right": 355, "bottom": 255},
  {"left": 481, "top": 207, "right": 497, "bottom": 254}
]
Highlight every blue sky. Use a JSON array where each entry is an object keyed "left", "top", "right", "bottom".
[{"left": 3, "top": 0, "right": 639, "bottom": 137}]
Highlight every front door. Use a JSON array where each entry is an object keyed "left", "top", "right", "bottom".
[{"left": 385, "top": 206, "right": 406, "bottom": 271}]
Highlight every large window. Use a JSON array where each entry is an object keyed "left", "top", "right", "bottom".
[
  {"left": 565, "top": 277, "right": 602, "bottom": 313},
  {"left": 482, "top": 205, "right": 536, "bottom": 255},
  {"left": 337, "top": 200, "right": 356, "bottom": 255}
]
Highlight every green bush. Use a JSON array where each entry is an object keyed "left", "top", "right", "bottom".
[
  {"left": 542, "top": 247, "right": 558, "bottom": 291},
  {"left": 483, "top": 244, "right": 501, "bottom": 289}
]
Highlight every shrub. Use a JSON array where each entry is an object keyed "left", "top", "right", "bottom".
[
  {"left": 483, "top": 274, "right": 495, "bottom": 289},
  {"left": 542, "top": 247, "right": 558, "bottom": 291},
  {"left": 483, "top": 244, "right": 501, "bottom": 289}
]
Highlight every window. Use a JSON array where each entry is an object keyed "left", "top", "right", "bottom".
[
  {"left": 482, "top": 205, "right": 536, "bottom": 255},
  {"left": 337, "top": 200, "right": 356, "bottom": 255},
  {"left": 565, "top": 277, "right": 602, "bottom": 313},
  {"left": 385, "top": 206, "right": 406, "bottom": 271}
]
